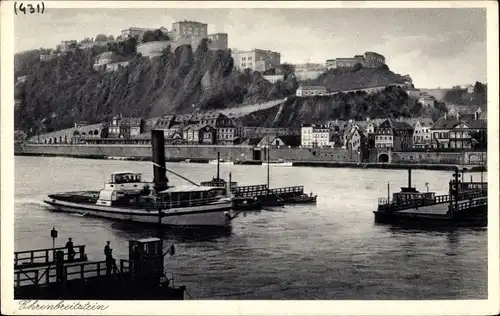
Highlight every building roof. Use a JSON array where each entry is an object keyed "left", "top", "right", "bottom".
[
  {"left": 298, "top": 85, "right": 327, "bottom": 91},
  {"left": 465, "top": 119, "right": 487, "bottom": 129},
  {"left": 392, "top": 121, "right": 414, "bottom": 131},
  {"left": 201, "top": 112, "right": 226, "bottom": 120},
  {"left": 351, "top": 121, "right": 369, "bottom": 130},
  {"left": 119, "top": 117, "right": 142, "bottom": 126},
  {"left": 346, "top": 127, "right": 363, "bottom": 140},
  {"left": 395, "top": 117, "right": 419, "bottom": 128},
  {"left": 155, "top": 115, "right": 176, "bottom": 128},
  {"left": 274, "top": 135, "right": 301, "bottom": 147},
  {"left": 416, "top": 118, "right": 434, "bottom": 127},
  {"left": 183, "top": 123, "right": 205, "bottom": 131},
  {"left": 246, "top": 137, "right": 262, "bottom": 145},
  {"left": 377, "top": 119, "right": 414, "bottom": 132},
  {"left": 431, "top": 117, "right": 461, "bottom": 130},
  {"left": 174, "top": 114, "right": 191, "bottom": 122}
]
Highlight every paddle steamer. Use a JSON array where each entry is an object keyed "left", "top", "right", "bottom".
[{"left": 43, "top": 131, "right": 234, "bottom": 227}]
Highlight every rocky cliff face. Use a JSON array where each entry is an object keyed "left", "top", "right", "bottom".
[
  {"left": 14, "top": 41, "right": 298, "bottom": 134},
  {"left": 303, "top": 66, "right": 407, "bottom": 91},
  {"left": 239, "top": 86, "right": 428, "bottom": 128}
]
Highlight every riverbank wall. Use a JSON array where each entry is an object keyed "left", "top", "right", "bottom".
[
  {"left": 15, "top": 144, "right": 362, "bottom": 162},
  {"left": 15, "top": 144, "right": 486, "bottom": 171}
]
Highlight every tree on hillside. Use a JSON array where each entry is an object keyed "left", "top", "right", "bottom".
[
  {"left": 378, "top": 64, "right": 389, "bottom": 71},
  {"left": 95, "top": 34, "right": 108, "bottom": 42},
  {"left": 444, "top": 88, "right": 466, "bottom": 105},
  {"left": 470, "top": 130, "right": 487, "bottom": 150},
  {"left": 142, "top": 29, "right": 170, "bottom": 43},
  {"left": 473, "top": 81, "right": 487, "bottom": 107},
  {"left": 108, "top": 35, "right": 115, "bottom": 41},
  {"left": 278, "top": 63, "right": 295, "bottom": 80},
  {"left": 107, "top": 36, "right": 137, "bottom": 57},
  {"left": 263, "top": 68, "right": 276, "bottom": 75}
]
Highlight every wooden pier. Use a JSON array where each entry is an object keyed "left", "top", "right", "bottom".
[
  {"left": 232, "top": 184, "right": 308, "bottom": 205},
  {"left": 374, "top": 168, "right": 487, "bottom": 227},
  {"left": 203, "top": 152, "right": 316, "bottom": 208},
  {"left": 15, "top": 245, "right": 87, "bottom": 269},
  {"left": 14, "top": 238, "right": 186, "bottom": 300}
]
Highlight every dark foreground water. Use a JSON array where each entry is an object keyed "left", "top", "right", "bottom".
[{"left": 14, "top": 156, "right": 487, "bottom": 299}]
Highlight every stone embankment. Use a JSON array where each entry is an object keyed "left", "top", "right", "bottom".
[{"left": 15, "top": 144, "right": 486, "bottom": 171}]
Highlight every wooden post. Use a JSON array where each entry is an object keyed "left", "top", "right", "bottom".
[
  {"left": 387, "top": 182, "right": 390, "bottom": 204},
  {"left": 216, "top": 152, "right": 220, "bottom": 180}
]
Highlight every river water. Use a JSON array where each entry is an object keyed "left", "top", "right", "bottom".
[{"left": 14, "top": 156, "right": 487, "bottom": 299}]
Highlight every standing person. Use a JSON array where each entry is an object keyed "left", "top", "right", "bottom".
[
  {"left": 66, "top": 238, "right": 75, "bottom": 262},
  {"left": 104, "top": 241, "right": 112, "bottom": 258},
  {"left": 105, "top": 249, "right": 115, "bottom": 276},
  {"left": 104, "top": 241, "right": 114, "bottom": 276}
]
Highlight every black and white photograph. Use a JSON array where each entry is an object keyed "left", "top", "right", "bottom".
[{"left": 1, "top": 1, "right": 499, "bottom": 315}]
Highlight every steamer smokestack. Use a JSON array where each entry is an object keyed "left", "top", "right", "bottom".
[{"left": 151, "top": 130, "right": 167, "bottom": 191}]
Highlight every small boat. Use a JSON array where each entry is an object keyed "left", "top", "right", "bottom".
[
  {"left": 262, "top": 160, "right": 293, "bottom": 167},
  {"left": 209, "top": 159, "right": 233, "bottom": 165},
  {"left": 43, "top": 131, "right": 235, "bottom": 228},
  {"left": 107, "top": 156, "right": 131, "bottom": 161},
  {"left": 286, "top": 193, "right": 317, "bottom": 204},
  {"left": 231, "top": 196, "right": 263, "bottom": 211}
]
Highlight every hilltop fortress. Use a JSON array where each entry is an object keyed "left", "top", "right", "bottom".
[{"left": 326, "top": 52, "right": 386, "bottom": 69}]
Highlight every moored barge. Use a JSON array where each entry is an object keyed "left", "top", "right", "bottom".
[{"left": 374, "top": 168, "right": 487, "bottom": 227}]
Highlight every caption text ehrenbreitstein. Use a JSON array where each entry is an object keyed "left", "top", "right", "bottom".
[{"left": 18, "top": 300, "right": 109, "bottom": 311}]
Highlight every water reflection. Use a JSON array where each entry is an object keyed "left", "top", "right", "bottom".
[
  {"left": 384, "top": 224, "right": 487, "bottom": 235},
  {"left": 110, "top": 221, "right": 233, "bottom": 243}
]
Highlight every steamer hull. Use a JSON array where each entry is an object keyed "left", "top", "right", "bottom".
[{"left": 44, "top": 194, "right": 233, "bottom": 227}]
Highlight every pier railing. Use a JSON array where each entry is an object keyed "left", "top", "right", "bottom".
[
  {"left": 14, "top": 245, "right": 86, "bottom": 269},
  {"left": 451, "top": 197, "right": 487, "bottom": 213},
  {"left": 14, "top": 260, "right": 116, "bottom": 288},
  {"left": 233, "top": 185, "right": 304, "bottom": 198},
  {"left": 269, "top": 186, "right": 304, "bottom": 196},
  {"left": 234, "top": 185, "right": 268, "bottom": 196}
]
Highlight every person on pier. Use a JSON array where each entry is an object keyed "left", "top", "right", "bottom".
[
  {"left": 104, "top": 241, "right": 112, "bottom": 258},
  {"left": 66, "top": 238, "right": 76, "bottom": 262},
  {"left": 104, "top": 241, "right": 115, "bottom": 276}
]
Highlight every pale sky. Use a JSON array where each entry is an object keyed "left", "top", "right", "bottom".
[{"left": 14, "top": 8, "right": 487, "bottom": 88}]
